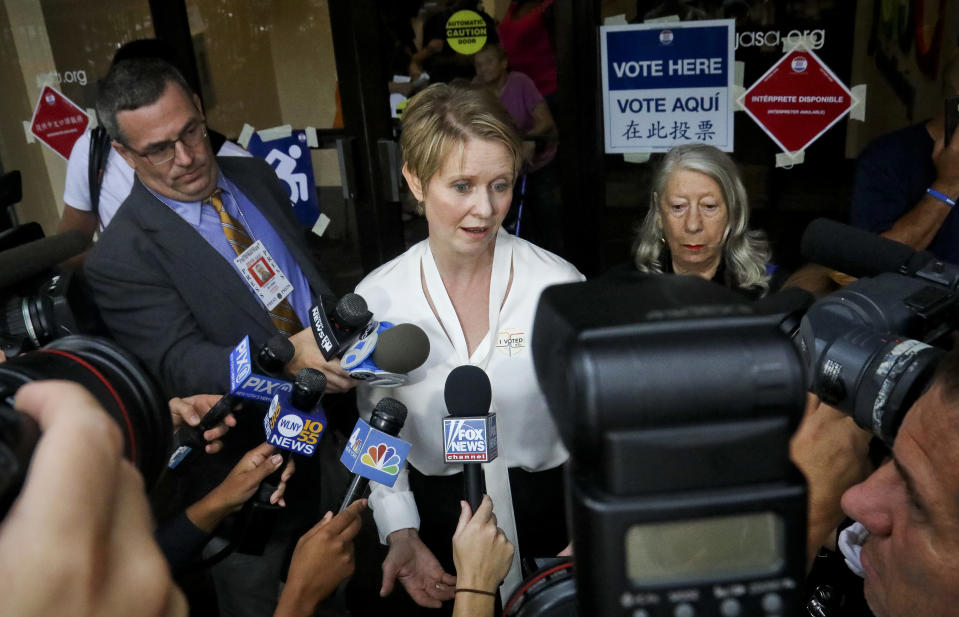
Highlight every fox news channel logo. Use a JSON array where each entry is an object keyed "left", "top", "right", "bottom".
[{"left": 443, "top": 415, "right": 498, "bottom": 463}]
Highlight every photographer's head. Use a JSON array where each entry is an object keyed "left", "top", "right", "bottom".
[{"left": 840, "top": 346, "right": 959, "bottom": 617}]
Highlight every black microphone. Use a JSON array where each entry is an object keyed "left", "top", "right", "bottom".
[
  {"left": 444, "top": 365, "right": 494, "bottom": 512},
  {"left": 257, "top": 334, "right": 295, "bottom": 376},
  {"left": 800, "top": 218, "right": 936, "bottom": 279},
  {"left": 0, "top": 230, "right": 91, "bottom": 288},
  {"left": 309, "top": 293, "right": 375, "bottom": 360},
  {"left": 338, "top": 397, "right": 409, "bottom": 512}
]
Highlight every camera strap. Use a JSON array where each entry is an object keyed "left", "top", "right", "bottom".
[{"left": 87, "top": 126, "right": 112, "bottom": 229}]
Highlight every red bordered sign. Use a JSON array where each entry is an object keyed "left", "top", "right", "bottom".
[
  {"left": 741, "top": 49, "right": 852, "bottom": 153},
  {"left": 30, "top": 85, "right": 89, "bottom": 159}
]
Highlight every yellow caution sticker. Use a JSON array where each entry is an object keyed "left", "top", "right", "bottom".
[{"left": 446, "top": 10, "right": 487, "bottom": 55}]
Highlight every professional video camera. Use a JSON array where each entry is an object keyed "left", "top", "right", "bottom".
[
  {"left": 0, "top": 212, "right": 170, "bottom": 519},
  {"left": 0, "top": 334, "right": 172, "bottom": 519},
  {"left": 0, "top": 226, "right": 97, "bottom": 357},
  {"left": 526, "top": 275, "right": 809, "bottom": 617},
  {"left": 797, "top": 218, "right": 957, "bottom": 445}
]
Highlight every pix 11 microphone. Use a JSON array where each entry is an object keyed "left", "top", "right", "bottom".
[
  {"left": 443, "top": 365, "right": 497, "bottom": 512},
  {"left": 338, "top": 397, "right": 411, "bottom": 512},
  {"left": 342, "top": 322, "right": 431, "bottom": 387},
  {"left": 167, "top": 335, "right": 296, "bottom": 472}
]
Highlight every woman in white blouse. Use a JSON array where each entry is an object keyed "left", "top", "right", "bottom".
[{"left": 354, "top": 83, "right": 583, "bottom": 612}]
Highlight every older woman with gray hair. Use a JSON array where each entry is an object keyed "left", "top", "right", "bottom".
[{"left": 633, "top": 143, "right": 772, "bottom": 298}]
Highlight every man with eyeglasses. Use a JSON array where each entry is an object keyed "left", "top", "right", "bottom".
[
  {"left": 58, "top": 38, "right": 251, "bottom": 245},
  {"left": 84, "top": 57, "right": 356, "bottom": 617}
]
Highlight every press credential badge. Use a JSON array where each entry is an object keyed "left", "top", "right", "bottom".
[{"left": 235, "top": 240, "right": 294, "bottom": 310}]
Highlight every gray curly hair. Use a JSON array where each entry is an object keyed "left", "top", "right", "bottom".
[{"left": 633, "top": 143, "right": 771, "bottom": 292}]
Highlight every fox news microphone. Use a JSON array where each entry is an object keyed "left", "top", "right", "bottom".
[
  {"left": 309, "top": 293, "right": 374, "bottom": 360},
  {"left": 341, "top": 322, "right": 431, "bottom": 387},
  {"left": 167, "top": 335, "right": 296, "bottom": 472},
  {"left": 443, "top": 365, "right": 497, "bottom": 512},
  {"left": 338, "top": 397, "right": 411, "bottom": 512},
  {"left": 800, "top": 218, "right": 945, "bottom": 279}
]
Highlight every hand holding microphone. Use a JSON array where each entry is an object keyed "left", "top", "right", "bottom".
[
  {"left": 184, "top": 442, "right": 295, "bottom": 534},
  {"left": 443, "top": 365, "right": 496, "bottom": 512},
  {"left": 293, "top": 293, "right": 431, "bottom": 391},
  {"left": 168, "top": 335, "right": 295, "bottom": 472},
  {"left": 285, "top": 293, "right": 373, "bottom": 392},
  {"left": 168, "top": 394, "right": 237, "bottom": 454},
  {"left": 452, "top": 495, "right": 514, "bottom": 614},
  {"left": 236, "top": 368, "right": 327, "bottom": 556}
]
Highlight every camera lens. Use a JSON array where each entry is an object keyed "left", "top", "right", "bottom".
[
  {"left": 0, "top": 335, "right": 171, "bottom": 518},
  {"left": 853, "top": 337, "right": 943, "bottom": 445}
]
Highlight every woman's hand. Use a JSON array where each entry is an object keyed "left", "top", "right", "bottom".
[
  {"left": 185, "top": 443, "right": 295, "bottom": 533},
  {"left": 381, "top": 528, "right": 457, "bottom": 608},
  {"left": 452, "top": 496, "right": 514, "bottom": 592}
]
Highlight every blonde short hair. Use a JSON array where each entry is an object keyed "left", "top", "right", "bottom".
[{"left": 400, "top": 83, "right": 524, "bottom": 192}]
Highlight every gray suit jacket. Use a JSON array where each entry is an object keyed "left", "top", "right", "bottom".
[{"left": 85, "top": 156, "right": 333, "bottom": 397}]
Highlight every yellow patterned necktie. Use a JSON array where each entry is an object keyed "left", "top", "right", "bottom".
[{"left": 206, "top": 189, "right": 303, "bottom": 336}]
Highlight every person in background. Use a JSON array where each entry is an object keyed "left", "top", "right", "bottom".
[
  {"left": 473, "top": 43, "right": 563, "bottom": 253},
  {"left": 353, "top": 83, "right": 583, "bottom": 615},
  {"left": 497, "top": 0, "right": 557, "bottom": 108},
  {"left": 849, "top": 50, "right": 959, "bottom": 264},
  {"left": 59, "top": 38, "right": 251, "bottom": 245},
  {"left": 631, "top": 143, "right": 773, "bottom": 298}
]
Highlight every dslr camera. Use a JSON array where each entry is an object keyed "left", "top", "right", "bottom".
[{"left": 519, "top": 220, "right": 954, "bottom": 617}]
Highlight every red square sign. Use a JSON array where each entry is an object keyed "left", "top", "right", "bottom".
[
  {"left": 30, "top": 86, "right": 89, "bottom": 160},
  {"left": 741, "top": 49, "right": 852, "bottom": 153}
]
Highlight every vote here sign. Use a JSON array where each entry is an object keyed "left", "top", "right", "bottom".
[{"left": 600, "top": 20, "right": 735, "bottom": 153}]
